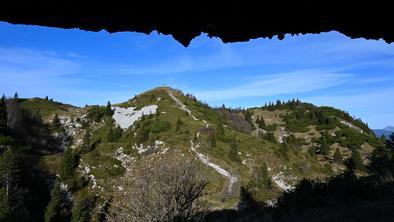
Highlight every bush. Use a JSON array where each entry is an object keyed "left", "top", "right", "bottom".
[
  {"left": 150, "top": 120, "right": 171, "bottom": 133},
  {"left": 86, "top": 106, "right": 106, "bottom": 122},
  {"left": 109, "top": 153, "right": 207, "bottom": 222}
]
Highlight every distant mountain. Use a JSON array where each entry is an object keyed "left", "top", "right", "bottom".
[
  {"left": 374, "top": 126, "right": 394, "bottom": 137},
  {"left": 384, "top": 126, "right": 394, "bottom": 131}
]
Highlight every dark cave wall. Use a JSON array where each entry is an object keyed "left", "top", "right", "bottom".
[{"left": 0, "top": 1, "right": 392, "bottom": 46}]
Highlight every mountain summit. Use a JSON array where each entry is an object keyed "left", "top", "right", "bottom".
[{"left": 2, "top": 87, "right": 385, "bottom": 221}]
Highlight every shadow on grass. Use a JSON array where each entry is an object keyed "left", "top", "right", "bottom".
[{"left": 205, "top": 170, "right": 394, "bottom": 222}]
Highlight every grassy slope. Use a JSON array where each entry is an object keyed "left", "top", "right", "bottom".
[
  {"left": 20, "top": 98, "right": 77, "bottom": 121},
  {"left": 23, "top": 87, "right": 384, "bottom": 214}
]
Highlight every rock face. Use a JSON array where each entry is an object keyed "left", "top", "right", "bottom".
[
  {"left": 112, "top": 105, "right": 158, "bottom": 129},
  {"left": 0, "top": 2, "right": 393, "bottom": 46}
]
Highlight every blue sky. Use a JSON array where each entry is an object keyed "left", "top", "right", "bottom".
[{"left": 0, "top": 22, "right": 393, "bottom": 128}]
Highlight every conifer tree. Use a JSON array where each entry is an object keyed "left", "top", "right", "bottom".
[
  {"left": 71, "top": 197, "right": 93, "bottom": 222},
  {"left": 368, "top": 133, "right": 394, "bottom": 178},
  {"left": 244, "top": 110, "right": 252, "bottom": 122},
  {"left": 80, "top": 130, "right": 92, "bottom": 154},
  {"left": 334, "top": 147, "right": 343, "bottom": 163},
  {"left": 52, "top": 114, "right": 62, "bottom": 131},
  {"left": 59, "top": 149, "right": 78, "bottom": 181},
  {"left": 216, "top": 119, "right": 225, "bottom": 137},
  {"left": 346, "top": 148, "right": 364, "bottom": 171},
  {"left": 0, "top": 187, "right": 9, "bottom": 220},
  {"left": 228, "top": 138, "right": 240, "bottom": 162},
  {"left": 256, "top": 116, "right": 266, "bottom": 129},
  {"left": 319, "top": 135, "right": 329, "bottom": 155},
  {"left": 0, "top": 95, "right": 7, "bottom": 135},
  {"left": 0, "top": 149, "right": 20, "bottom": 200},
  {"left": 0, "top": 148, "right": 28, "bottom": 221},
  {"left": 13, "top": 92, "right": 18, "bottom": 99},
  {"left": 107, "top": 126, "right": 122, "bottom": 142},
  {"left": 45, "top": 183, "right": 71, "bottom": 222},
  {"left": 105, "top": 101, "right": 113, "bottom": 116},
  {"left": 114, "top": 126, "right": 122, "bottom": 141},
  {"left": 256, "top": 162, "right": 272, "bottom": 189}
]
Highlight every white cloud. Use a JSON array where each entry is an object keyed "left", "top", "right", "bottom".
[
  {"left": 0, "top": 47, "right": 79, "bottom": 79},
  {"left": 193, "top": 69, "right": 354, "bottom": 101},
  {"left": 99, "top": 46, "right": 242, "bottom": 76}
]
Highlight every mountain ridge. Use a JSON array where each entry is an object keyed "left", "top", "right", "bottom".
[
  {"left": 374, "top": 126, "right": 394, "bottom": 138},
  {"left": 2, "top": 86, "right": 384, "bottom": 220}
]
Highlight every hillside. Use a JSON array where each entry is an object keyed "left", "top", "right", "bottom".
[{"left": 0, "top": 87, "right": 386, "bottom": 221}]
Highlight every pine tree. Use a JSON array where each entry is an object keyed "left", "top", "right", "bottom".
[
  {"left": 114, "top": 126, "right": 122, "bottom": 141},
  {"left": 256, "top": 162, "right": 272, "bottom": 189},
  {"left": 45, "top": 183, "right": 70, "bottom": 222},
  {"left": 45, "top": 96, "right": 49, "bottom": 101},
  {"left": 80, "top": 130, "right": 92, "bottom": 154},
  {"left": 319, "top": 135, "right": 329, "bottom": 155},
  {"left": 105, "top": 101, "right": 113, "bottom": 116},
  {"left": 347, "top": 148, "right": 364, "bottom": 171},
  {"left": 52, "top": 114, "right": 62, "bottom": 131},
  {"left": 0, "top": 95, "right": 7, "bottom": 135},
  {"left": 228, "top": 138, "right": 240, "bottom": 162},
  {"left": 0, "top": 149, "right": 20, "bottom": 201},
  {"left": 368, "top": 134, "right": 394, "bottom": 178},
  {"left": 334, "top": 147, "right": 343, "bottom": 163},
  {"left": 107, "top": 126, "right": 122, "bottom": 142},
  {"left": 59, "top": 149, "right": 78, "bottom": 181},
  {"left": 216, "top": 119, "right": 225, "bottom": 137},
  {"left": 0, "top": 148, "right": 29, "bottom": 221},
  {"left": 0, "top": 187, "right": 10, "bottom": 220},
  {"left": 244, "top": 110, "right": 252, "bottom": 122},
  {"left": 248, "top": 162, "right": 272, "bottom": 191},
  {"left": 256, "top": 116, "right": 266, "bottom": 129},
  {"left": 13, "top": 92, "right": 18, "bottom": 99},
  {"left": 71, "top": 197, "right": 93, "bottom": 222}
]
